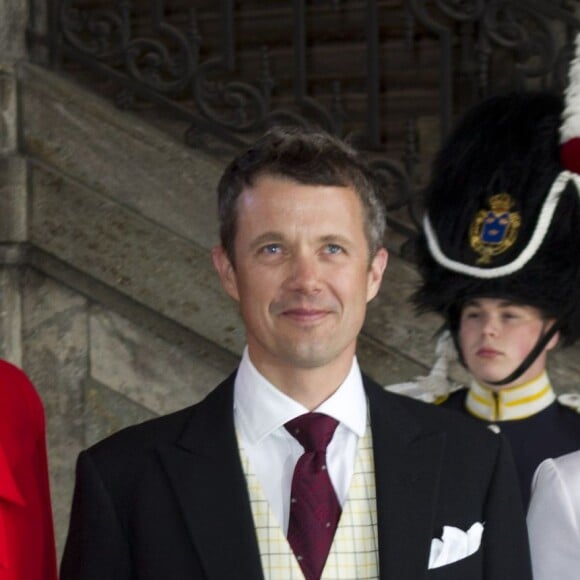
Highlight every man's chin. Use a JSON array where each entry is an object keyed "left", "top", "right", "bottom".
[{"left": 277, "top": 342, "right": 350, "bottom": 370}]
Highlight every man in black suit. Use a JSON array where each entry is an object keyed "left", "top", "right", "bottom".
[{"left": 61, "top": 128, "right": 532, "bottom": 580}]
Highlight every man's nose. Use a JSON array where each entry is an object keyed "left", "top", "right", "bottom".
[{"left": 286, "top": 253, "right": 322, "bottom": 293}]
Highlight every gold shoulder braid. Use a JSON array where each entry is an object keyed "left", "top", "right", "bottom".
[{"left": 469, "top": 193, "right": 521, "bottom": 265}]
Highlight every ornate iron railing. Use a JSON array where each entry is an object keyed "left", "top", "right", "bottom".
[{"left": 27, "top": 0, "right": 580, "bottom": 254}]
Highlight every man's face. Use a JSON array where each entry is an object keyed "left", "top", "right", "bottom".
[
  {"left": 212, "top": 175, "right": 388, "bottom": 377},
  {"left": 458, "top": 298, "right": 558, "bottom": 390}
]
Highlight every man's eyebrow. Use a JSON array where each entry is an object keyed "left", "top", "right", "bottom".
[
  {"left": 319, "top": 234, "right": 352, "bottom": 246},
  {"left": 248, "top": 233, "right": 353, "bottom": 249},
  {"left": 248, "top": 232, "right": 284, "bottom": 250}
]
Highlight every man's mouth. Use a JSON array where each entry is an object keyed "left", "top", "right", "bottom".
[{"left": 281, "top": 307, "right": 329, "bottom": 322}]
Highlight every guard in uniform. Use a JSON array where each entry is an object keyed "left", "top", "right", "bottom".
[{"left": 388, "top": 59, "right": 580, "bottom": 509}]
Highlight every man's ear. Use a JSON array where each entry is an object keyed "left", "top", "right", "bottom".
[
  {"left": 366, "top": 247, "right": 389, "bottom": 303},
  {"left": 211, "top": 246, "right": 240, "bottom": 302}
]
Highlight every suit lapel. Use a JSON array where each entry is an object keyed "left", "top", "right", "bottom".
[
  {"left": 159, "top": 376, "right": 265, "bottom": 580},
  {"left": 365, "top": 379, "right": 446, "bottom": 580},
  {"left": 157, "top": 373, "right": 445, "bottom": 580}
]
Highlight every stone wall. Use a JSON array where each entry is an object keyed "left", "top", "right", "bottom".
[{"left": 19, "top": 265, "right": 237, "bottom": 553}]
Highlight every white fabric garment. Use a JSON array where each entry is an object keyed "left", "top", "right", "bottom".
[
  {"left": 428, "top": 522, "right": 484, "bottom": 569},
  {"left": 527, "top": 449, "right": 580, "bottom": 580},
  {"left": 234, "top": 347, "right": 367, "bottom": 533}
]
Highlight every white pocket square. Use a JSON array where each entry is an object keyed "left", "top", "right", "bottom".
[{"left": 428, "top": 522, "right": 484, "bottom": 569}]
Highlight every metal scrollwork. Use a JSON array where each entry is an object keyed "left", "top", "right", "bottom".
[
  {"left": 436, "top": 0, "right": 486, "bottom": 22},
  {"left": 123, "top": 0, "right": 195, "bottom": 93},
  {"left": 192, "top": 58, "right": 268, "bottom": 133},
  {"left": 482, "top": 1, "right": 557, "bottom": 80},
  {"left": 370, "top": 157, "right": 422, "bottom": 256},
  {"left": 371, "top": 160, "right": 414, "bottom": 219},
  {"left": 126, "top": 27, "right": 194, "bottom": 94},
  {"left": 60, "top": 0, "right": 129, "bottom": 58}
]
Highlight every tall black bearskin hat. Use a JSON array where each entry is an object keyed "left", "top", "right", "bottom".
[{"left": 414, "top": 36, "right": 580, "bottom": 365}]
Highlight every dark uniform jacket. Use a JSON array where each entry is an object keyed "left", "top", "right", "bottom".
[{"left": 442, "top": 389, "right": 580, "bottom": 508}]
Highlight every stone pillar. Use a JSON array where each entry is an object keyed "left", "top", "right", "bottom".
[
  {"left": 0, "top": 0, "right": 28, "bottom": 154},
  {"left": 0, "top": 0, "right": 30, "bottom": 366}
]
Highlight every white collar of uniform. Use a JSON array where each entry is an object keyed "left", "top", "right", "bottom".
[
  {"left": 234, "top": 347, "right": 367, "bottom": 445},
  {"left": 465, "top": 370, "right": 556, "bottom": 421}
]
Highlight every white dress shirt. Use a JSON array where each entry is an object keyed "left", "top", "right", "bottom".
[
  {"left": 234, "top": 347, "right": 367, "bottom": 534},
  {"left": 527, "top": 449, "right": 580, "bottom": 580}
]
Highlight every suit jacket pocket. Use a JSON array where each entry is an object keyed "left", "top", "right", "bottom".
[{"left": 426, "top": 547, "right": 483, "bottom": 580}]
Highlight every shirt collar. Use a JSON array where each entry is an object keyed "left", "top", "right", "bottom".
[
  {"left": 465, "top": 370, "right": 556, "bottom": 421},
  {"left": 234, "top": 347, "right": 367, "bottom": 445}
]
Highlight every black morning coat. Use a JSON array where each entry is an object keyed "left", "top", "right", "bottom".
[{"left": 60, "top": 373, "right": 532, "bottom": 580}]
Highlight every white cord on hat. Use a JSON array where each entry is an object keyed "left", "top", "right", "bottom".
[{"left": 423, "top": 170, "right": 580, "bottom": 279}]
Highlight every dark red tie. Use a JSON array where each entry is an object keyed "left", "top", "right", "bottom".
[{"left": 285, "top": 413, "right": 341, "bottom": 580}]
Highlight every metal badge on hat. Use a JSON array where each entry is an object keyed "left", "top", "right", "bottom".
[{"left": 469, "top": 193, "right": 521, "bottom": 265}]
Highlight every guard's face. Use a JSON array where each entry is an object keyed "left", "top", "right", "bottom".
[
  {"left": 212, "top": 175, "right": 388, "bottom": 377},
  {"left": 458, "top": 298, "right": 559, "bottom": 390}
]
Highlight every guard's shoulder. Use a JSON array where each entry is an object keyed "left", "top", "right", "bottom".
[{"left": 382, "top": 384, "right": 502, "bottom": 448}]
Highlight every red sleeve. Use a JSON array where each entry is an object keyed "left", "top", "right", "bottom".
[{"left": 0, "top": 360, "right": 58, "bottom": 580}]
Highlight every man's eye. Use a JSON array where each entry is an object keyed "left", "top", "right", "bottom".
[
  {"left": 325, "top": 244, "right": 343, "bottom": 255},
  {"left": 261, "top": 244, "right": 282, "bottom": 254}
]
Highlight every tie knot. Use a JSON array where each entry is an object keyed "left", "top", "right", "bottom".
[{"left": 285, "top": 413, "right": 339, "bottom": 452}]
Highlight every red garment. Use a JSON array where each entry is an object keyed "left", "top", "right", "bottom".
[{"left": 0, "top": 360, "right": 57, "bottom": 580}]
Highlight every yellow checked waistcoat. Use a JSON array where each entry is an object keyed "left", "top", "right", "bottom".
[{"left": 239, "top": 426, "right": 379, "bottom": 580}]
